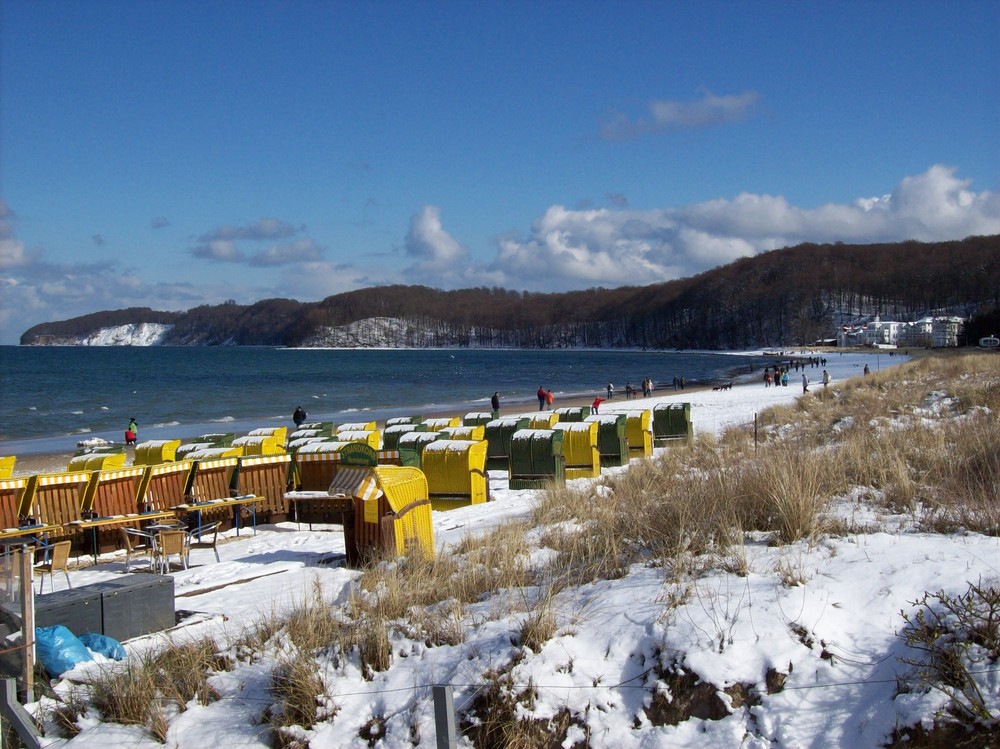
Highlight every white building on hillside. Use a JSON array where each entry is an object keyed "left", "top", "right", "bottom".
[
  {"left": 837, "top": 316, "right": 903, "bottom": 348},
  {"left": 896, "top": 316, "right": 964, "bottom": 348}
]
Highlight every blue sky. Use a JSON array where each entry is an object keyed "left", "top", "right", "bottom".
[{"left": 1, "top": 0, "right": 998, "bottom": 344}]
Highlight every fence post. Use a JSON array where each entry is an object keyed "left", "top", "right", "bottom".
[
  {"left": 18, "top": 547, "right": 34, "bottom": 703},
  {"left": 0, "top": 679, "right": 42, "bottom": 749},
  {"left": 433, "top": 684, "right": 457, "bottom": 749}
]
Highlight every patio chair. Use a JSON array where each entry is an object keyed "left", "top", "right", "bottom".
[
  {"left": 120, "top": 527, "right": 155, "bottom": 572},
  {"left": 186, "top": 521, "right": 221, "bottom": 564},
  {"left": 35, "top": 540, "right": 72, "bottom": 594},
  {"left": 153, "top": 530, "right": 189, "bottom": 574}
]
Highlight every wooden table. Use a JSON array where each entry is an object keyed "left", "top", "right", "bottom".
[{"left": 66, "top": 510, "right": 178, "bottom": 563}]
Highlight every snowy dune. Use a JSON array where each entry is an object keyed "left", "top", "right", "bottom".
[{"left": 30, "top": 351, "right": 1000, "bottom": 748}]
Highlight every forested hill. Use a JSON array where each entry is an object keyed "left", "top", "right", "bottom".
[{"left": 20, "top": 236, "right": 1000, "bottom": 349}]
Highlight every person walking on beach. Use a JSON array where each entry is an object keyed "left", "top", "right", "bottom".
[
  {"left": 125, "top": 417, "right": 138, "bottom": 446},
  {"left": 545, "top": 389, "right": 554, "bottom": 410},
  {"left": 607, "top": 382, "right": 614, "bottom": 400},
  {"left": 491, "top": 392, "right": 500, "bottom": 419},
  {"left": 802, "top": 372, "right": 809, "bottom": 393},
  {"left": 537, "top": 386, "right": 547, "bottom": 411},
  {"left": 592, "top": 396, "right": 604, "bottom": 414},
  {"left": 292, "top": 406, "right": 307, "bottom": 428},
  {"left": 822, "top": 369, "right": 831, "bottom": 387},
  {"left": 864, "top": 363, "right": 871, "bottom": 376}
]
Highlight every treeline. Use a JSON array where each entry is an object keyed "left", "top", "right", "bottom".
[{"left": 20, "top": 236, "right": 1000, "bottom": 348}]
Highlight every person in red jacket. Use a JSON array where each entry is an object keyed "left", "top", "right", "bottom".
[
  {"left": 537, "top": 386, "right": 547, "bottom": 411},
  {"left": 592, "top": 396, "right": 605, "bottom": 414}
]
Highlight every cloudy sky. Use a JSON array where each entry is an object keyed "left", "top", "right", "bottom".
[{"left": 1, "top": 1, "right": 998, "bottom": 344}]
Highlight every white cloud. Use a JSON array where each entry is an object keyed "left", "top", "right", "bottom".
[
  {"left": 2, "top": 165, "right": 997, "bottom": 344},
  {"left": 248, "top": 238, "right": 325, "bottom": 267},
  {"left": 198, "top": 218, "right": 297, "bottom": 242},
  {"left": 402, "top": 206, "right": 476, "bottom": 284},
  {"left": 191, "top": 240, "right": 243, "bottom": 263},
  {"left": 405, "top": 206, "right": 467, "bottom": 267},
  {"left": 602, "top": 89, "right": 760, "bottom": 140},
  {"left": 485, "top": 165, "right": 1000, "bottom": 291}
]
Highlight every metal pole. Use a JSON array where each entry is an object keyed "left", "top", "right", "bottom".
[{"left": 433, "top": 684, "right": 457, "bottom": 749}]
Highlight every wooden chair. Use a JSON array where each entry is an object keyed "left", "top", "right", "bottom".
[
  {"left": 153, "top": 530, "right": 189, "bottom": 574},
  {"left": 120, "top": 527, "right": 155, "bottom": 572},
  {"left": 35, "top": 540, "right": 72, "bottom": 594},
  {"left": 186, "top": 522, "right": 221, "bottom": 564}
]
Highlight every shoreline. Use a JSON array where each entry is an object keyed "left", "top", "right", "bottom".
[
  {"left": 7, "top": 383, "right": 713, "bottom": 478},
  {"left": 6, "top": 346, "right": 896, "bottom": 479}
]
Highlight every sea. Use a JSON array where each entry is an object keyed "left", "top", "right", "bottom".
[{"left": 0, "top": 346, "right": 766, "bottom": 455}]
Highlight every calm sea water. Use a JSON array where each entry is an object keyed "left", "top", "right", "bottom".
[{"left": 0, "top": 346, "right": 763, "bottom": 454}]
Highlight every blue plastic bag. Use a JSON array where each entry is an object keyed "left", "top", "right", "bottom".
[
  {"left": 35, "top": 625, "right": 93, "bottom": 676},
  {"left": 78, "top": 632, "right": 126, "bottom": 660}
]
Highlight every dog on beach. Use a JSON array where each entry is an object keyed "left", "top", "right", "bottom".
[{"left": 712, "top": 382, "right": 734, "bottom": 391}]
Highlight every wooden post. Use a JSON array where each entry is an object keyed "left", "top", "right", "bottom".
[{"left": 18, "top": 547, "right": 34, "bottom": 704}]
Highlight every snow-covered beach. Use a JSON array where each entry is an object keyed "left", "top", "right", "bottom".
[{"left": 21, "top": 350, "right": 1000, "bottom": 748}]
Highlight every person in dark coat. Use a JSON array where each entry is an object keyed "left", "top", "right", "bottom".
[
  {"left": 491, "top": 392, "right": 500, "bottom": 418},
  {"left": 292, "top": 406, "right": 307, "bottom": 428}
]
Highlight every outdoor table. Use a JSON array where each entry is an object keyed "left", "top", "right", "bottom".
[
  {"left": 170, "top": 495, "right": 259, "bottom": 538},
  {"left": 66, "top": 510, "right": 177, "bottom": 563},
  {"left": 283, "top": 490, "right": 352, "bottom": 531}
]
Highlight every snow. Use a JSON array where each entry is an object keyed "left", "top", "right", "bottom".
[
  {"left": 27, "top": 351, "right": 1000, "bottom": 747},
  {"left": 78, "top": 323, "right": 173, "bottom": 346}
]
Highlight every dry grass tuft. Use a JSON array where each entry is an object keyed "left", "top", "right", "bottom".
[{"left": 269, "top": 651, "right": 331, "bottom": 747}]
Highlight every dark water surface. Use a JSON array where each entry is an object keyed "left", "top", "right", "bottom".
[{"left": 0, "top": 346, "right": 762, "bottom": 454}]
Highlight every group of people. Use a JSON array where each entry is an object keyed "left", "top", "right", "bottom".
[
  {"left": 535, "top": 387, "right": 556, "bottom": 411},
  {"left": 764, "top": 365, "right": 832, "bottom": 392}
]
